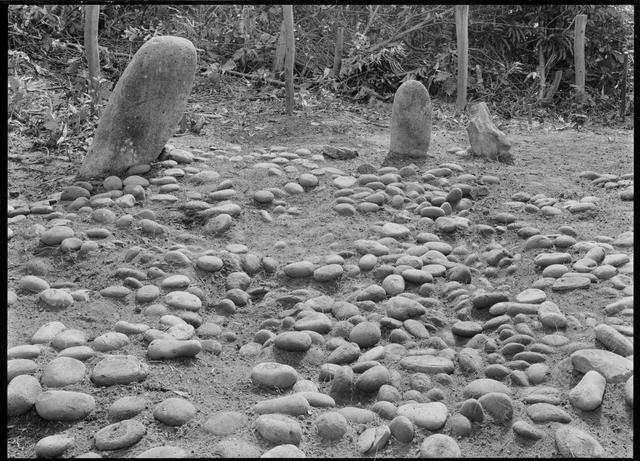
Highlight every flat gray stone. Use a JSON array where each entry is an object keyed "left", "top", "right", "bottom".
[
  {"left": 255, "top": 414, "right": 302, "bottom": 445},
  {"left": 569, "top": 370, "right": 606, "bottom": 411},
  {"left": 91, "top": 355, "right": 149, "bottom": 386},
  {"left": 397, "top": 402, "right": 448, "bottom": 430},
  {"left": 570, "top": 349, "right": 633, "bottom": 383},
  {"left": 419, "top": 434, "right": 461, "bottom": 457},
  {"left": 35, "top": 390, "right": 95, "bottom": 421},
  {"left": 555, "top": 425, "right": 604, "bottom": 457},
  {"left": 251, "top": 362, "right": 298, "bottom": 389},
  {"left": 153, "top": 397, "right": 196, "bottom": 426},
  {"left": 41, "top": 356, "right": 86, "bottom": 387},
  {"left": 7, "top": 374, "right": 42, "bottom": 416},
  {"left": 94, "top": 419, "right": 146, "bottom": 450},
  {"left": 399, "top": 355, "right": 454, "bottom": 374},
  {"left": 526, "top": 402, "right": 572, "bottom": 423},
  {"left": 35, "top": 435, "right": 75, "bottom": 458},
  {"left": 552, "top": 276, "right": 591, "bottom": 291},
  {"left": 108, "top": 396, "right": 148, "bottom": 422}
]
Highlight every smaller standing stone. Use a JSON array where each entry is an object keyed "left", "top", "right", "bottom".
[
  {"left": 466, "top": 102, "right": 513, "bottom": 163},
  {"left": 388, "top": 80, "right": 432, "bottom": 159}
]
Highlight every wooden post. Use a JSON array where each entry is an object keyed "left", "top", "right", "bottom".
[
  {"left": 619, "top": 51, "right": 628, "bottom": 119},
  {"left": 573, "top": 14, "right": 587, "bottom": 101},
  {"left": 283, "top": 5, "right": 295, "bottom": 115},
  {"left": 272, "top": 20, "right": 286, "bottom": 73},
  {"left": 455, "top": 5, "right": 469, "bottom": 114},
  {"left": 84, "top": 5, "right": 100, "bottom": 102},
  {"left": 332, "top": 27, "right": 344, "bottom": 78}
]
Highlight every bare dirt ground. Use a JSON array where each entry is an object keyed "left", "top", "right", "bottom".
[{"left": 6, "top": 78, "right": 634, "bottom": 458}]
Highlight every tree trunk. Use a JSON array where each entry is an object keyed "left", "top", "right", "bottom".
[
  {"left": 84, "top": 5, "right": 100, "bottom": 101},
  {"left": 283, "top": 5, "right": 295, "bottom": 115},
  {"left": 332, "top": 27, "right": 344, "bottom": 78},
  {"left": 455, "top": 5, "right": 469, "bottom": 114},
  {"left": 573, "top": 14, "right": 587, "bottom": 101}
]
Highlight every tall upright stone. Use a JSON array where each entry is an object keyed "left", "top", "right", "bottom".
[
  {"left": 78, "top": 36, "right": 197, "bottom": 179},
  {"left": 388, "top": 80, "right": 432, "bottom": 159}
]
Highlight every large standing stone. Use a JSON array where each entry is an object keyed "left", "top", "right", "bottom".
[
  {"left": 78, "top": 36, "right": 197, "bottom": 179},
  {"left": 466, "top": 102, "right": 513, "bottom": 163},
  {"left": 388, "top": 80, "right": 432, "bottom": 159}
]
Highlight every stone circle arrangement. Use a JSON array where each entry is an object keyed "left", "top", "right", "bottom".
[{"left": 7, "top": 36, "right": 634, "bottom": 458}]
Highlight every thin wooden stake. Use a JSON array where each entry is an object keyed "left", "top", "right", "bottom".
[
  {"left": 283, "top": 5, "right": 295, "bottom": 115},
  {"left": 544, "top": 70, "right": 563, "bottom": 101},
  {"left": 455, "top": 5, "right": 469, "bottom": 114},
  {"left": 573, "top": 14, "right": 587, "bottom": 102},
  {"left": 84, "top": 5, "right": 100, "bottom": 102}
]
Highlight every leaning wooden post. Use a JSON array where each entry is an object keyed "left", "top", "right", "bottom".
[
  {"left": 537, "top": 47, "right": 546, "bottom": 101},
  {"left": 573, "top": 14, "right": 587, "bottom": 102},
  {"left": 544, "top": 70, "right": 563, "bottom": 101},
  {"left": 332, "top": 27, "right": 344, "bottom": 78},
  {"left": 455, "top": 5, "right": 469, "bottom": 114},
  {"left": 619, "top": 51, "right": 628, "bottom": 119},
  {"left": 283, "top": 5, "right": 295, "bottom": 115},
  {"left": 84, "top": 5, "right": 100, "bottom": 103}
]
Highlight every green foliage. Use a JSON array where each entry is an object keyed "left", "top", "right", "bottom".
[{"left": 8, "top": 3, "right": 634, "bottom": 135}]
